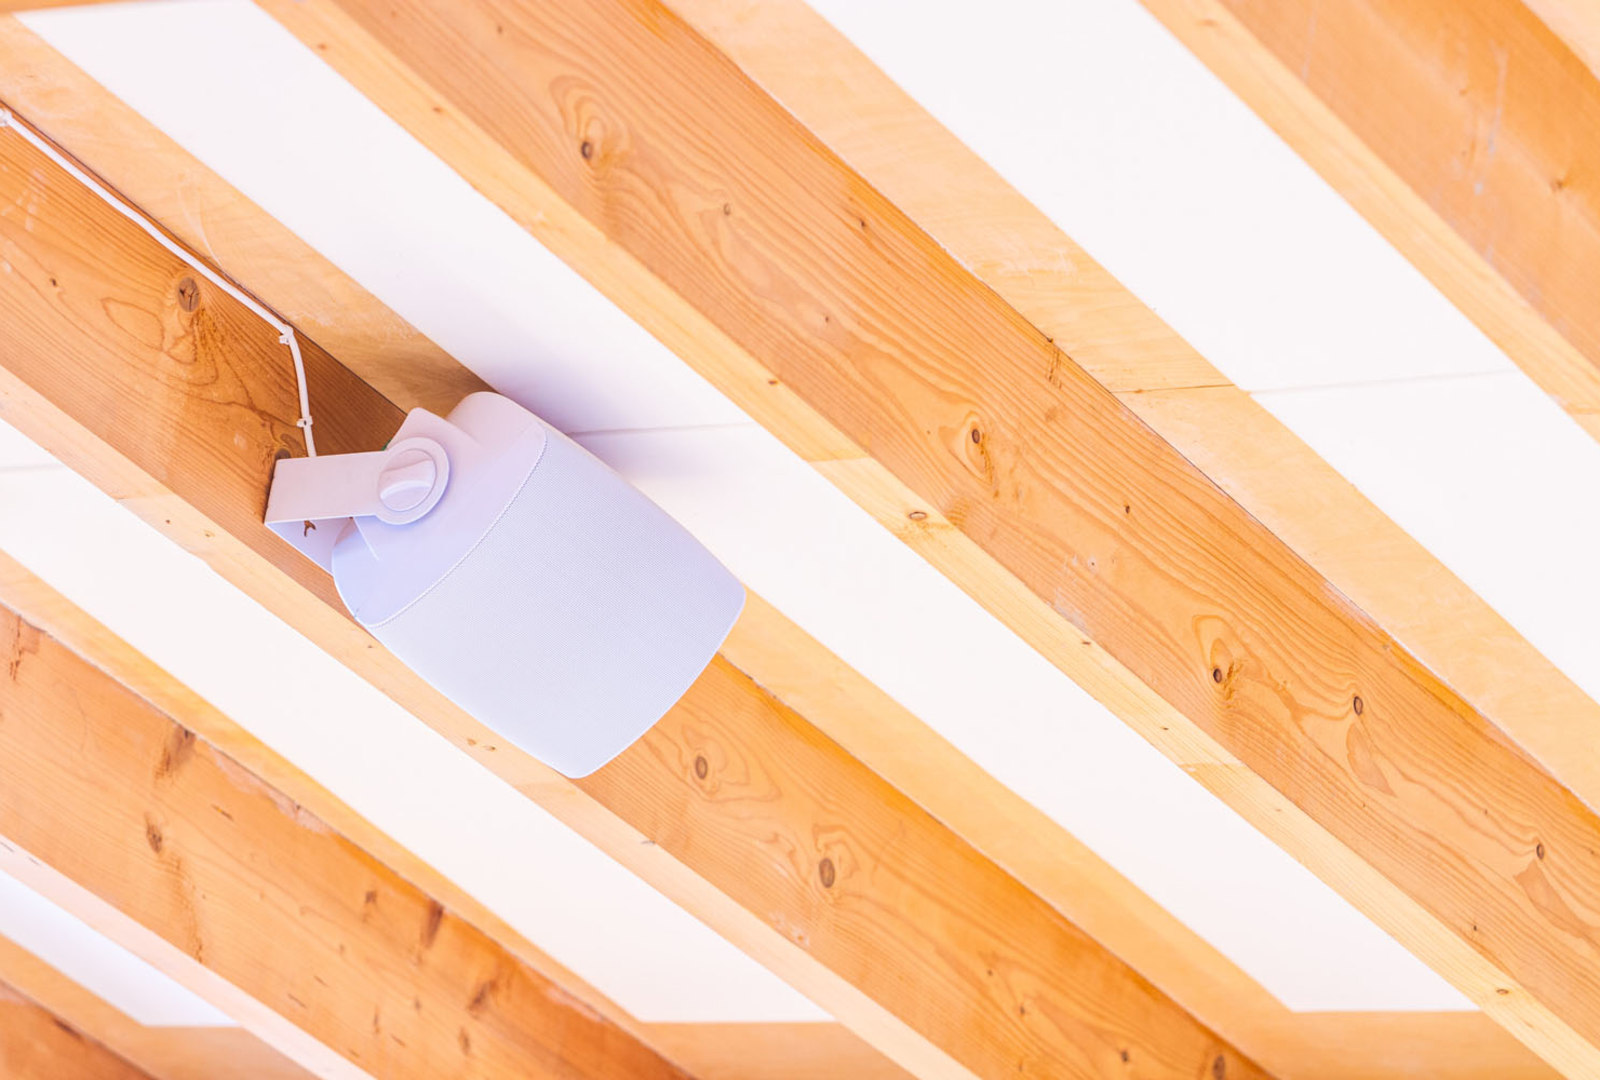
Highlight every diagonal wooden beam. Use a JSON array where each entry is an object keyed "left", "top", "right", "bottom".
[
  {"left": 1136, "top": 0, "right": 1600, "bottom": 442},
  {"left": 1521, "top": 0, "right": 1600, "bottom": 76},
  {"left": 0, "top": 553, "right": 920, "bottom": 1080},
  {"left": 0, "top": 932, "right": 314, "bottom": 1080},
  {"left": 0, "top": 14, "right": 479, "bottom": 417},
  {"left": 0, "top": 561, "right": 690, "bottom": 1080},
  {"left": 246, "top": 0, "right": 1600, "bottom": 1074},
  {"left": 0, "top": 978, "right": 154, "bottom": 1080},
  {"left": 0, "top": 109, "right": 1269, "bottom": 1079}
]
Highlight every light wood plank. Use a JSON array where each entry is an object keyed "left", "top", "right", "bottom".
[
  {"left": 248, "top": 1, "right": 1600, "bottom": 1074},
  {"left": 647, "top": 1023, "right": 912, "bottom": 1080},
  {"left": 0, "top": 933, "right": 313, "bottom": 1080},
  {"left": 0, "top": 113, "right": 1268, "bottom": 1080},
  {"left": 0, "top": 585, "right": 689, "bottom": 1078},
  {"left": 0, "top": 980, "right": 152, "bottom": 1080},
  {"left": 0, "top": 15, "right": 479, "bottom": 416},
  {"left": 1522, "top": 0, "right": 1600, "bottom": 78},
  {"left": 1137, "top": 0, "right": 1600, "bottom": 444}
]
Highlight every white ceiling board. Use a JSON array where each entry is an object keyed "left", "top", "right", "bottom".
[
  {"left": 19, "top": 0, "right": 750, "bottom": 437},
  {"left": 580, "top": 424, "right": 1471, "bottom": 1013},
  {"left": 1255, "top": 373, "right": 1600, "bottom": 713},
  {"left": 0, "top": 867, "right": 234, "bottom": 1027},
  {"left": 0, "top": 449, "right": 824, "bottom": 1024},
  {"left": 0, "top": 421, "right": 57, "bottom": 469},
  {"left": 19, "top": 0, "right": 1479, "bottom": 1014},
  {"left": 800, "top": 0, "right": 1516, "bottom": 392}
]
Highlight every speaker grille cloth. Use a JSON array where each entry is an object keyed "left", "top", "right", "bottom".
[{"left": 368, "top": 431, "right": 743, "bottom": 776}]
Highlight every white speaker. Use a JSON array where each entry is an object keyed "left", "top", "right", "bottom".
[{"left": 264, "top": 392, "right": 744, "bottom": 777}]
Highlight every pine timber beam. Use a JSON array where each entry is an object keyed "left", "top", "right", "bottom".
[
  {"left": 0, "top": 978, "right": 154, "bottom": 1080},
  {"left": 1135, "top": 0, "right": 1600, "bottom": 441},
  {"left": 0, "top": 109, "right": 1268, "bottom": 1079},
  {"left": 247, "top": 0, "right": 1600, "bottom": 1074},
  {"left": 1519, "top": 0, "right": 1600, "bottom": 76},
  {"left": 0, "top": 566, "right": 690, "bottom": 1079},
  {"left": 0, "top": 932, "right": 315, "bottom": 1080}
]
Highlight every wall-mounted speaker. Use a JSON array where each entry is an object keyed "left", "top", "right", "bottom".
[{"left": 265, "top": 392, "right": 744, "bottom": 777}]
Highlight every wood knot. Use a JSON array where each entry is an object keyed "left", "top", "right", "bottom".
[
  {"left": 421, "top": 900, "right": 445, "bottom": 949},
  {"left": 579, "top": 140, "right": 594, "bottom": 160},
  {"left": 1536, "top": 842, "right": 1546, "bottom": 860},
  {"left": 907, "top": 510, "right": 928, "bottom": 522},
  {"left": 176, "top": 277, "right": 199, "bottom": 312},
  {"left": 143, "top": 816, "right": 164, "bottom": 855},
  {"left": 1213, "top": 1055, "right": 1227, "bottom": 1080},
  {"left": 1352, "top": 695, "right": 1364, "bottom": 715},
  {"left": 693, "top": 755, "right": 709, "bottom": 780},
  {"left": 1211, "top": 667, "right": 1224, "bottom": 683},
  {"left": 818, "top": 857, "right": 835, "bottom": 888},
  {"left": 970, "top": 427, "right": 981, "bottom": 444}
]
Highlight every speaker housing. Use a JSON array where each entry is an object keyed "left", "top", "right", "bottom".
[{"left": 266, "top": 392, "right": 744, "bottom": 776}]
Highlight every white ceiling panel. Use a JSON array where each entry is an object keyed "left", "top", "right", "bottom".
[
  {"left": 0, "top": 868, "right": 233, "bottom": 1027},
  {"left": 800, "top": 0, "right": 1517, "bottom": 392},
  {"left": 1256, "top": 373, "right": 1600, "bottom": 710}
]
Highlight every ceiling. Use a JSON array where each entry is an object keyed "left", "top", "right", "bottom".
[{"left": 1, "top": 0, "right": 1591, "bottom": 1057}]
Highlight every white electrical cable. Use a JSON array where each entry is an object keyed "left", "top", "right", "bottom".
[{"left": 0, "top": 108, "right": 317, "bottom": 455}]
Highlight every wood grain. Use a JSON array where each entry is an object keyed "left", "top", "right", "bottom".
[
  {"left": 0, "top": 603, "right": 689, "bottom": 1079},
  {"left": 0, "top": 115, "right": 1268, "bottom": 1079},
  {"left": 1521, "top": 0, "right": 1600, "bottom": 78},
  {"left": 0, "top": 932, "right": 314, "bottom": 1080},
  {"left": 0, "top": 984, "right": 152, "bottom": 1080},
  {"left": 647, "top": 1023, "right": 912, "bottom": 1080},
  {"left": 0, "top": 15, "right": 483, "bottom": 416},
  {"left": 585, "top": 655, "right": 1265, "bottom": 1080},
  {"left": 1138, "top": 0, "right": 1600, "bottom": 443},
  {"left": 249, "top": 0, "right": 1600, "bottom": 1074}
]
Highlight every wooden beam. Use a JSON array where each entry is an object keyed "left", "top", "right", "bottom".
[
  {"left": 1520, "top": 0, "right": 1600, "bottom": 77},
  {"left": 0, "top": 558, "right": 934, "bottom": 1080},
  {"left": 0, "top": 35, "right": 1557, "bottom": 1079},
  {"left": 646, "top": 1023, "right": 912, "bottom": 1080},
  {"left": 0, "top": 15, "right": 480, "bottom": 417},
  {"left": 0, "top": 933, "right": 314, "bottom": 1080},
  {"left": 661, "top": 4, "right": 1593, "bottom": 1077},
  {"left": 0, "top": 572, "right": 689, "bottom": 1078},
  {"left": 0, "top": 979, "right": 153, "bottom": 1080},
  {"left": 247, "top": 0, "right": 1600, "bottom": 1074},
  {"left": 1136, "top": 0, "right": 1600, "bottom": 444},
  {"left": 0, "top": 535, "right": 674, "bottom": 1068},
  {"left": 0, "top": 113, "right": 1268, "bottom": 1080}
]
